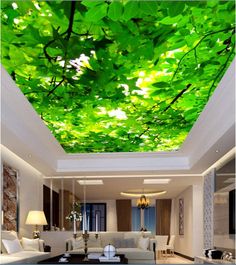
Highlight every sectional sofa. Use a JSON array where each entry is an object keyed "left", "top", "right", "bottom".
[
  {"left": 66, "top": 231, "right": 156, "bottom": 264},
  {"left": 1, "top": 231, "right": 50, "bottom": 264}
]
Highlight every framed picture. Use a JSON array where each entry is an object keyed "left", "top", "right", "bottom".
[
  {"left": 179, "top": 198, "right": 184, "bottom": 235},
  {"left": 2, "top": 164, "right": 19, "bottom": 231}
]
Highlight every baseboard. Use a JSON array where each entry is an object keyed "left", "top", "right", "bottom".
[{"left": 174, "top": 251, "right": 194, "bottom": 261}]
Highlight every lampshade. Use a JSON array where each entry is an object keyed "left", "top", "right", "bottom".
[{"left": 26, "top": 211, "right": 47, "bottom": 225}]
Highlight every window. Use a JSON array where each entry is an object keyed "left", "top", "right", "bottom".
[
  {"left": 132, "top": 207, "right": 156, "bottom": 234},
  {"left": 81, "top": 203, "right": 106, "bottom": 231}
]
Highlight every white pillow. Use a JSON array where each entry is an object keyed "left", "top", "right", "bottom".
[
  {"left": 72, "top": 236, "right": 84, "bottom": 249},
  {"left": 138, "top": 237, "right": 150, "bottom": 250},
  {"left": 1, "top": 231, "right": 19, "bottom": 254},
  {"left": 2, "top": 239, "right": 23, "bottom": 254},
  {"left": 22, "top": 237, "right": 40, "bottom": 251}
]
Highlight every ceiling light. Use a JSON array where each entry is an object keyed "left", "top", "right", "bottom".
[
  {"left": 137, "top": 195, "right": 150, "bottom": 209},
  {"left": 120, "top": 191, "right": 166, "bottom": 198},
  {"left": 143, "top": 179, "right": 171, "bottom": 184},
  {"left": 78, "top": 180, "right": 103, "bottom": 185}
]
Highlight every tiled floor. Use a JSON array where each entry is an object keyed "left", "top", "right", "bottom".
[{"left": 156, "top": 254, "right": 193, "bottom": 264}]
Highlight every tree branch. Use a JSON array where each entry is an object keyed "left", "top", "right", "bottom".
[
  {"left": 65, "top": 1, "right": 76, "bottom": 41},
  {"left": 163, "top": 84, "right": 192, "bottom": 112},
  {"left": 47, "top": 77, "right": 65, "bottom": 97},
  {"left": 171, "top": 27, "right": 235, "bottom": 84},
  {"left": 207, "top": 46, "right": 234, "bottom": 101}
]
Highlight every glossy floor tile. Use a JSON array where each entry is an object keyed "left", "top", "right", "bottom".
[{"left": 156, "top": 254, "right": 193, "bottom": 264}]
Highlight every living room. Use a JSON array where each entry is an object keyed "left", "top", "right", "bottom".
[{"left": 1, "top": 1, "right": 235, "bottom": 264}]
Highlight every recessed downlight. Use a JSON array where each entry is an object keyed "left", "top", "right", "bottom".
[
  {"left": 143, "top": 179, "right": 171, "bottom": 184},
  {"left": 78, "top": 180, "right": 103, "bottom": 185}
]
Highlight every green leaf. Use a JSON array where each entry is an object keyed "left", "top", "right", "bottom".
[
  {"left": 123, "top": 1, "right": 139, "bottom": 21},
  {"left": 81, "top": 1, "right": 102, "bottom": 8},
  {"left": 168, "top": 2, "right": 185, "bottom": 17},
  {"left": 152, "top": 82, "right": 169, "bottom": 88},
  {"left": 108, "top": 2, "right": 123, "bottom": 21},
  {"left": 85, "top": 4, "right": 107, "bottom": 22},
  {"left": 160, "top": 15, "right": 182, "bottom": 25},
  {"left": 150, "top": 88, "right": 167, "bottom": 97},
  {"left": 139, "top": 1, "right": 159, "bottom": 15}
]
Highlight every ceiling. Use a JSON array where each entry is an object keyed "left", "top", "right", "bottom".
[
  {"left": 44, "top": 175, "right": 202, "bottom": 200},
  {"left": 1, "top": 0, "right": 235, "bottom": 153},
  {"left": 1, "top": 60, "right": 235, "bottom": 199},
  {"left": 1, "top": 1, "right": 235, "bottom": 200}
]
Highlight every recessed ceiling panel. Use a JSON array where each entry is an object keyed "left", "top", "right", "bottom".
[{"left": 1, "top": 1, "right": 235, "bottom": 153}]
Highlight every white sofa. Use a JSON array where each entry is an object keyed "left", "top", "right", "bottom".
[
  {"left": 1, "top": 231, "right": 50, "bottom": 264},
  {"left": 66, "top": 231, "right": 156, "bottom": 264}
]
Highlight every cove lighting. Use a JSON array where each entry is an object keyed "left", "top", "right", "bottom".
[
  {"left": 143, "top": 179, "right": 171, "bottom": 184},
  {"left": 78, "top": 180, "right": 103, "bottom": 185},
  {"left": 120, "top": 191, "right": 166, "bottom": 198}
]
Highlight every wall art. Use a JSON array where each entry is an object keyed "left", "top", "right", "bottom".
[{"left": 2, "top": 164, "right": 19, "bottom": 231}]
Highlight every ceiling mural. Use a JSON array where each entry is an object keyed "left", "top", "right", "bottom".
[{"left": 1, "top": 1, "right": 235, "bottom": 153}]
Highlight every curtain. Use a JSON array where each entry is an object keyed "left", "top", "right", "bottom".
[
  {"left": 116, "top": 199, "right": 132, "bottom": 231},
  {"left": 156, "top": 199, "right": 172, "bottom": 235}
]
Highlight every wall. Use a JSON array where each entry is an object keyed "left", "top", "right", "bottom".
[
  {"left": 192, "top": 185, "right": 203, "bottom": 256},
  {"left": 173, "top": 184, "right": 203, "bottom": 258},
  {"left": 173, "top": 186, "right": 193, "bottom": 257},
  {"left": 1, "top": 145, "right": 44, "bottom": 238}
]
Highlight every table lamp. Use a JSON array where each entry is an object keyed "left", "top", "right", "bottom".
[{"left": 25, "top": 210, "right": 48, "bottom": 238}]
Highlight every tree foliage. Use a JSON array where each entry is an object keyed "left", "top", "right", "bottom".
[{"left": 1, "top": 0, "right": 235, "bottom": 153}]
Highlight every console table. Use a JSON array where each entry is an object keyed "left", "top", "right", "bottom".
[{"left": 194, "top": 256, "right": 235, "bottom": 264}]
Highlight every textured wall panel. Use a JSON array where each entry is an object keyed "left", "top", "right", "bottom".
[{"left": 203, "top": 169, "right": 215, "bottom": 249}]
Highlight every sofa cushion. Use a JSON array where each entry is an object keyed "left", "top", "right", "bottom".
[
  {"left": 1, "top": 231, "right": 18, "bottom": 254},
  {"left": 113, "top": 238, "right": 136, "bottom": 248},
  {"left": 0, "top": 255, "right": 24, "bottom": 264},
  {"left": 72, "top": 237, "right": 84, "bottom": 250},
  {"left": 138, "top": 237, "right": 150, "bottom": 250},
  {"left": 116, "top": 248, "right": 154, "bottom": 260},
  {"left": 9, "top": 251, "right": 50, "bottom": 263},
  {"left": 124, "top": 232, "right": 142, "bottom": 245},
  {"left": 21, "top": 237, "right": 39, "bottom": 251},
  {"left": 2, "top": 239, "right": 23, "bottom": 254},
  {"left": 87, "top": 234, "right": 101, "bottom": 248},
  {"left": 100, "top": 232, "right": 124, "bottom": 247}
]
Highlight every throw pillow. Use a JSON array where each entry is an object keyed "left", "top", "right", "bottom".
[
  {"left": 2, "top": 238, "right": 23, "bottom": 254},
  {"left": 124, "top": 232, "right": 141, "bottom": 245},
  {"left": 113, "top": 238, "right": 122, "bottom": 248},
  {"left": 113, "top": 238, "right": 136, "bottom": 248},
  {"left": 1, "top": 231, "right": 18, "bottom": 254},
  {"left": 125, "top": 238, "right": 136, "bottom": 248},
  {"left": 138, "top": 237, "right": 149, "bottom": 250},
  {"left": 72, "top": 237, "right": 84, "bottom": 250},
  {"left": 87, "top": 236, "right": 101, "bottom": 248},
  {"left": 22, "top": 237, "right": 39, "bottom": 251}
]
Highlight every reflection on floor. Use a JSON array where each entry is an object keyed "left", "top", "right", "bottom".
[{"left": 156, "top": 254, "right": 193, "bottom": 264}]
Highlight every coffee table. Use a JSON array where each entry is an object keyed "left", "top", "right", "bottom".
[{"left": 38, "top": 254, "right": 128, "bottom": 264}]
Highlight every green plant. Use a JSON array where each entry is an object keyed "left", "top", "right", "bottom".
[{"left": 66, "top": 201, "right": 82, "bottom": 221}]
